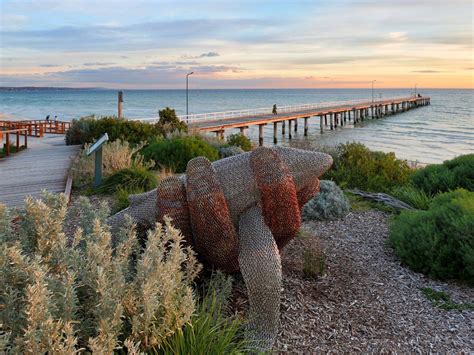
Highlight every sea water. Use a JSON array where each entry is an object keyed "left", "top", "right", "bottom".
[{"left": 0, "top": 88, "right": 472, "bottom": 163}]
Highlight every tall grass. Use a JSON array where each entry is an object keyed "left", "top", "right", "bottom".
[{"left": 159, "top": 272, "right": 250, "bottom": 355}]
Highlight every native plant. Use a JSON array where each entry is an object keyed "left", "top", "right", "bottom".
[
  {"left": 226, "top": 134, "right": 253, "bottom": 152},
  {"left": 324, "top": 142, "right": 411, "bottom": 192},
  {"left": 71, "top": 140, "right": 154, "bottom": 188},
  {"left": 0, "top": 193, "right": 201, "bottom": 353},
  {"left": 389, "top": 189, "right": 474, "bottom": 284},
  {"left": 142, "top": 136, "right": 220, "bottom": 173},
  {"left": 302, "top": 180, "right": 350, "bottom": 221},
  {"left": 411, "top": 154, "right": 474, "bottom": 195}
]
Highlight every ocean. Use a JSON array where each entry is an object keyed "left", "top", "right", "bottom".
[{"left": 0, "top": 88, "right": 472, "bottom": 164}]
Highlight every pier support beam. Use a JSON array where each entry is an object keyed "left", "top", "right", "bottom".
[
  {"left": 239, "top": 126, "right": 247, "bottom": 136},
  {"left": 294, "top": 119, "right": 298, "bottom": 132},
  {"left": 258, "top": 124, "right": 265, "bottom": 146},
  {"left": 273, "top": 122, "right": 278, "bottom": 144},
  {"left": 288, "top": 120, "right": 293, "bottom": 139},
  {"left": 324, "top": 114, "right": 328, "bottom": 126},
  {"left": 304, "top": 117, "right": 309, "bottom": 136},
  {"left": 282, "top": 120, "right": 286, "bottom": 135},
  {"left": 329, "top": 113, "right": 334, "bottom": 130},
  {"left": 320, "top": 115, "right": 323, "bottom": 133}
]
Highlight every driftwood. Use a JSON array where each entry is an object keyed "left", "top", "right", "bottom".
[{"left": 346, "top": 189, "right": 417, "bottom": 210}]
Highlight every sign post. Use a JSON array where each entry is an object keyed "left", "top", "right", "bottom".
[{"left": 86, "top": 133, "right": 109, "bottom": 188}]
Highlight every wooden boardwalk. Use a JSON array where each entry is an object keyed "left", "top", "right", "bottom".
[{"left": 0, "top": 134, "right": 80, "bottom": 208}]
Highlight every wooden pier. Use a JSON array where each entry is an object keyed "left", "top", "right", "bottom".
[
  {"left": 176, "top": 96, "right": 430, "bottom": 146},
  {"left": 0, "top": 134, "right": 80, "bottom": 208}
]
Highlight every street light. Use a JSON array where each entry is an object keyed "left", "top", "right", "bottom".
[
  {"left": 186, "top": 72, "right": 194, "bottom": 121},
  {"left": 415, "top": 83, "right": 417, "bottom": 97},
  {"left": 372, "top": 80, "right": 376, "bottom": 102}
]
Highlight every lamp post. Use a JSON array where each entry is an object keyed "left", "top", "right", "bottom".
[
  {"left": 372, "top": 80, "right": 376, "bottom": 102},
  {"left": 186, "top": 72, "right": 194, "bottom": 122},
  {"left": 415, "top": 83, "right": 417, "bottom": 97}
]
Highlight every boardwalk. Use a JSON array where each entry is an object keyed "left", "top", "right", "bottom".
[
  {"left": 174, "top": 96, "right": 430, "bottom": 145},
  {"left": 0, "top": 134, "right": 80, "bottom": 208}
]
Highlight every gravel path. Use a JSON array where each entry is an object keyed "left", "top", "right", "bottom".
[{"left": 272, "top": 210, "right": 473, "bottom": 352}]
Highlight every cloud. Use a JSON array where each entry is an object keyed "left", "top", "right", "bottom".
[
  {"left": 39, "top": 64, "right": 59, "bottom": 67},
  {"left": 199, "top": 52, "right": 219, "bottom": 58},
  {"left": 411, "top": 70, "right": 446, "bottom": 73},
  {"left": 83, "top": 62, "right": 116, "bottom": 66}
]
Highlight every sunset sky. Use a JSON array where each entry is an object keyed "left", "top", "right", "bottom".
[{"left": 0, "top": 0, "right": 472, "bottom": 89}]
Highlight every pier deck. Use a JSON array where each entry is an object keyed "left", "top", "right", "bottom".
[
  {"left": 177, "top": 96, "right": 431, "bottom": 145},
  {"left": 0, "top": 134, "right": 80, "bottom": 208}
]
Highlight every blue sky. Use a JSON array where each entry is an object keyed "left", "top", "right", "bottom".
[{"left": 0, "top": 0, "right": 472, "bottom": 88}]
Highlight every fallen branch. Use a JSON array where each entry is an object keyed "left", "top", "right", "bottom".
[{"left": 346, "top": 189, "right": 418, "bottom": 211}]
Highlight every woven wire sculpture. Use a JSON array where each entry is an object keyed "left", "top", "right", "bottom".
[{"left": 108, "top": 146, "right": 333, "bottom": 351}]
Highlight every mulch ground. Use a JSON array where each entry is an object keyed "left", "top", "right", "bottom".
[{"left": 232, "top": 209, "right": 473, "bottom": 353}]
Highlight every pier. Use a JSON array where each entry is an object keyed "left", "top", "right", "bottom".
[{"left": 174, "top": 96, "right": 430, "bottom": 146}]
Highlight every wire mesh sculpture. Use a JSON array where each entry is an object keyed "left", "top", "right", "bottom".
[{"left": 108, "top": 146, "right": 333, "bottom": 351}]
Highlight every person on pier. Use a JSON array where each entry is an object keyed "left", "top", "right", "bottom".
[{"left": 272, "top": 104, "right": 278, "bottom": 115}]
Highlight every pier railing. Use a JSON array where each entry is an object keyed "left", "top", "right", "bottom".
[{"left": 133, "top": 96, "right": 411, "bottom": 124}]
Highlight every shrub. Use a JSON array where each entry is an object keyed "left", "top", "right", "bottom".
[
  {"left": 65, "top": 116, "right": 163, "bottom": 145},
  {"left": 411, "top": 154, "right": 474, "bottom": 195},
  {"left": 71, "top": 140, "right": 154, "bottom": 189},
  {"left": 96, "top": 166, "right": 158, "bottom": 194},
  {"left": 160, "top": 271, "right": 250, "bottom": 354},
  {"left": 324, "top": 142, "right": 411, "bottom": 192},
  {"left": 302, "top": 242, "right": 326, "bottom": 278},
  {"left": 157, "top": 107, "right": 188, "bottom": 135},
  {"left": 421, "top": 287, "right": 474, "bottom": 311},
  {"left": 219, "top": 145, "right": 245, "bottom": 158},
  {"left": 390, "top": 185, "right": 432, "bottom": 210},
  {"left": 302, "top": 180, "right": 350, "bottom": 221},
  {"left": 0, "top": 193, "right": 202, "bottom": 353},
  {"left": 142, "top": 136, "right": 219, "bottom": 173},
  {"left": 389, "top": 189, "right": 474, "bottom": 284},
  {"left": 226, "top": 134, "right": 253, "bottom": 152}
]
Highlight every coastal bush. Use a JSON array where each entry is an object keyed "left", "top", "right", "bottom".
[
  {"left": 226, "top": 133, "right": 253, "bottom": 152},
  {"left": 0, "top": 193, "right": 202, "bottom": 353},
  {"left": 324, "top": 142, "right": 411, "bottom": 192},
  {"left": 390, "top": 185, "right": 432, "bottom": 210},
  {"left": 301, "top": 180, "right": 350, "bottom": 221},
  {"left": 157, "top": 107, "right": 188, "bottom": 136},
  {"left": 411, "top": 154, "right": 474, "bottom": 195},
  {"left": 218, "top": 145, "right": 245, "bottom": 158},
  {"left": 96, "top": 166, "right": 158, "bottom": 194},
  {"left": 389, "top": 189, "right": 474, "bottom": 284},
  {"left": 65, "top": 116, "right": 163, "bottom": 145},
  {"left": 160, "top": 271, "right": 249, "bottom": 354},
  {"left": 71, "top": 140, "right": 154, "bottom": 189},
  {"left": 142, "top": 136, "right": 219, "bottom": 173}
]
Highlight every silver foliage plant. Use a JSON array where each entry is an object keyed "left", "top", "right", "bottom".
[
  {"left": 302, "top": 180, "right": 350, "bottom": 221},
  {"left": 0, "top": 192, "right": 202, "bottom": 353}
]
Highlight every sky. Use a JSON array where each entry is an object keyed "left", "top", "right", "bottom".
[{"left": 0, "top": 0, "right": 472, "bottom": 89}]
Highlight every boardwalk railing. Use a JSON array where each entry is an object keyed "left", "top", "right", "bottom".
[
  {"left": 0, "top": 128, "right": 28, "bottom": 157},
  {"left": 132, "top": 96, "right": 411, "bottom": 124},
  {"left": 0, "top": 120, "right": 71, "bottom": 137}
]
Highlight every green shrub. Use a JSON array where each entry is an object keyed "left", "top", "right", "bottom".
[
  {"left": 302, "top": 180, "right": 350, "bottom": 221},
  {"left": 389, "top": 189, "right": 474, "bottom": 284},
  {"left": 96, "top": 166, "right": 158, "bottom": 194},
  {"left": 65, "top": 116, "right": 163, "bottom": 145},
  {"left": 142, "top": 136, "right": 219, "bottom": 173},
  {"left": 226, "top": 133, "right": 253, "bottom": 152},
  {"left": 0, "top": 193, "right": 202, "bottom": 353},
  {"left": 411, "top": 154, "right": 474, "bottom": 195},
  {"left": 219, "top": 145, "right": 245, "bottom": 158},
  {"left": 390, "top": 185, "right": 432, "bottom": 210},
  {"left": 323, "top": 142, "right": 411, "bottom": 192},
  {"left": 159, "top": 272, "right": 250, "bottom": 354},
  {"left": 158, "top": 107, "right": 188, "bottom": 135}
]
